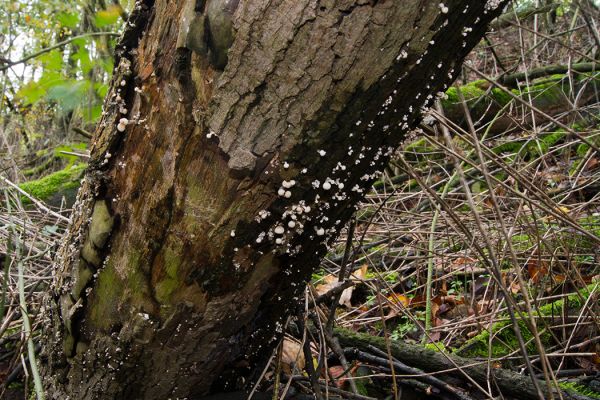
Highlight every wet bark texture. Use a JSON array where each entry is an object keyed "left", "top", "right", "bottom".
[{"left": 40, "top": 1, "right": 507, "bottom": 398}]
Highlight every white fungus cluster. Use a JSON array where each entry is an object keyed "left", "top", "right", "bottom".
[
  {"left": 255, "top": 201, "right": 304, "bottom": 248},
  {"left": 396, "top": 50, "right": 408, "bottom": 61},
  {"left": 277, "top": 179, "right": 295, "bottom": 198},
  {"left": 485, "top": 0, "right": 502, "bottom": 11},
  {"left": 117, "top": 118, "right": 128, "bottom": 132},
  {"left": 240, "top": 11, "right": 494, "bottom": 264}
]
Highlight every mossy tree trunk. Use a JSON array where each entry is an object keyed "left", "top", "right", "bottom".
[{"left": 40, "top": 1, "right": 508, "bottom": 398}]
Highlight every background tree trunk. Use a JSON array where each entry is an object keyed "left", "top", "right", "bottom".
[{"left": 40, "top": 1, "right": 508, "bottom": 398}]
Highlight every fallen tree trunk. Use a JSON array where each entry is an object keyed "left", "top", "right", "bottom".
[
  {"left": 490, "top": 2, "right": 560, "bottom": 31},
  {"left": 19, "top": 164, "right": 86, "bottom": 208},
  {"left": 440, "top": 71, "right": 600, "bottom": 135},
  {"left": 335, "top": 327, "right": 573, "bottom": 400}
]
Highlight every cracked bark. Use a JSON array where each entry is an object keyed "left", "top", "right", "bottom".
[{"left": 40, "top": 1, "right": 508, "bottom": 398}]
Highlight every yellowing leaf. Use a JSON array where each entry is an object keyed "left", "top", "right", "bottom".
[
  {"left": 350, "top": 264, "right": 368, "bottom": 281},
  {"left": 95, "top": 4, "right": 122, "bottom": 27},
  {"left": 387, "top": 293, "right": 409, "bottom": 307}
]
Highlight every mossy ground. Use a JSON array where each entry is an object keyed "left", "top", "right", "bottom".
[{"left": 454, "top": 284, "right": 597, "bottom": 358}]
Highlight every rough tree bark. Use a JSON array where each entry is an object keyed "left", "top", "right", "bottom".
[{"left": 40, "top": 1, "right": 508, "bottom": 398}]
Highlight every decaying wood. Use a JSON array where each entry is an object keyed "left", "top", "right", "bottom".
[{"left": 40, "top": 1, "right": 509, "bottom": 398}]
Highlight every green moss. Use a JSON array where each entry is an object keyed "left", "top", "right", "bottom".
[
  {"left": 576, "top": 143, "right": 590, "bottom": 157},
  {"left": 490, "top": 87, "right": 512, "bottom": 105},
  {"left": 492, "top": 130, "right": 566, "bottom": 159},
  {"left": 90, "top": 262, "right": 125, "bottom": 331},
  {"left": 528, "top": 130, "right": 566, "bottom": 157},
  {"left": 443, "top": 80, "right": 512, "bottom": 119},
  {"left": 124, "top": 250, "right": 156, "bottom": 308},
  {"left": 492, "top": 140, "right": 525, "bottom": 154},
  {"left": 511, "top": 233, "right": 533, "bottom": 251},
  {"left": 23, "top": 157, "right": 54, "bottom": 177},
  {"left": 574, "top": 133, "right": 600, "bottom": 158},
  {"left": 444, "top": 80, "right": 488, "bottom": 105},
  {"left": 356, "top": 205, "right": 378, "bottom": 222},
  {"left": 404, "top": 138, "right": 435, "bottom": 154},
  {"left": 19, "top": 163, "right": 86, "bottom": 204},
  {"left": 455, "top": 285, "right": 595, "bottom": 358},
  {"left": 424, "top": 342, "right": 448, "bottom": 353},
  {"left": 579, "top": 215, "right": 600, "bottom": 237},
  {"left": 560, "top": 382, "right": 600, "bottom": 399},
  {"left": 89, "top": 249, "right": 158, "bottom": 331},
  {"left": 494, "top": 171, "right": 508, "bottom": 182},
  {"left": 155, "top": 246, "right": 182, "bottom": 303}
]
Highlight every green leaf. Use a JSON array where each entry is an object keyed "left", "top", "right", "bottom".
[
  {"left": 38, "top": 49, "right": 64, "bottom": 72},
  {"left": 17, "top": 70, "right": 62, "bottom": 105},
  {"left": 83, "top": 104, "right": 104, "bottom": 123},
  {"left": 72, "top": 44, "right": 93, "bottom": 75},
  {"left": 94, "top": 82, "right": 108, "bottom": 99},
  {"left": 17, "top": 82, "right": 47, "bottom": 104},
  {"left": 100, "top": 58, "right": 114, "bottom": 74},
  {"left": 47, "top": 79, "right": 91, "bottom": 111},
  {"left": 57, "top": 12, "right": 80, "bottom": 29},
  {"left": 95, "top": 5, "right": 122, "bottom": 27}
]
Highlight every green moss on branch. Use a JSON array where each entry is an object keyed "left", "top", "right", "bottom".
[{"left": 19, "top": 163, "right": 86, "bottom": 207}]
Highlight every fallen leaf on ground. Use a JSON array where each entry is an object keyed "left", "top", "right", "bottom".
[{"left": 281, "top": 338, "right": 305, "bottom": 375}]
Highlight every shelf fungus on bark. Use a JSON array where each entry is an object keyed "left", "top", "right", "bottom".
[
  {"left": 60, "top": 200, "right": 115, "bottom": 357},
  {"left": 181, "top": 0, "right": 240, "bottom": 70}
]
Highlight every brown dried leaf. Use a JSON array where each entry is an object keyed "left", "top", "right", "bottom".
[{"left": 281, "top": 338, "right": 305, "bottom": 375}]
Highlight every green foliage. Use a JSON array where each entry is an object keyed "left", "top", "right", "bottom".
[
  {"left": 391, "top": 315, "right": 423, "bottom": 341},
  {"left": 95, "top": 4, "right": 122, "bottom": 27},
  {"left": 1, "top": 0, "right": 126, "bottom": 126},
  {"left": 47, "top": 79, "right": 92, "bottom": 111},
  {"left": 56, "top": 12, "right": 79, "bottom": 29}
]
